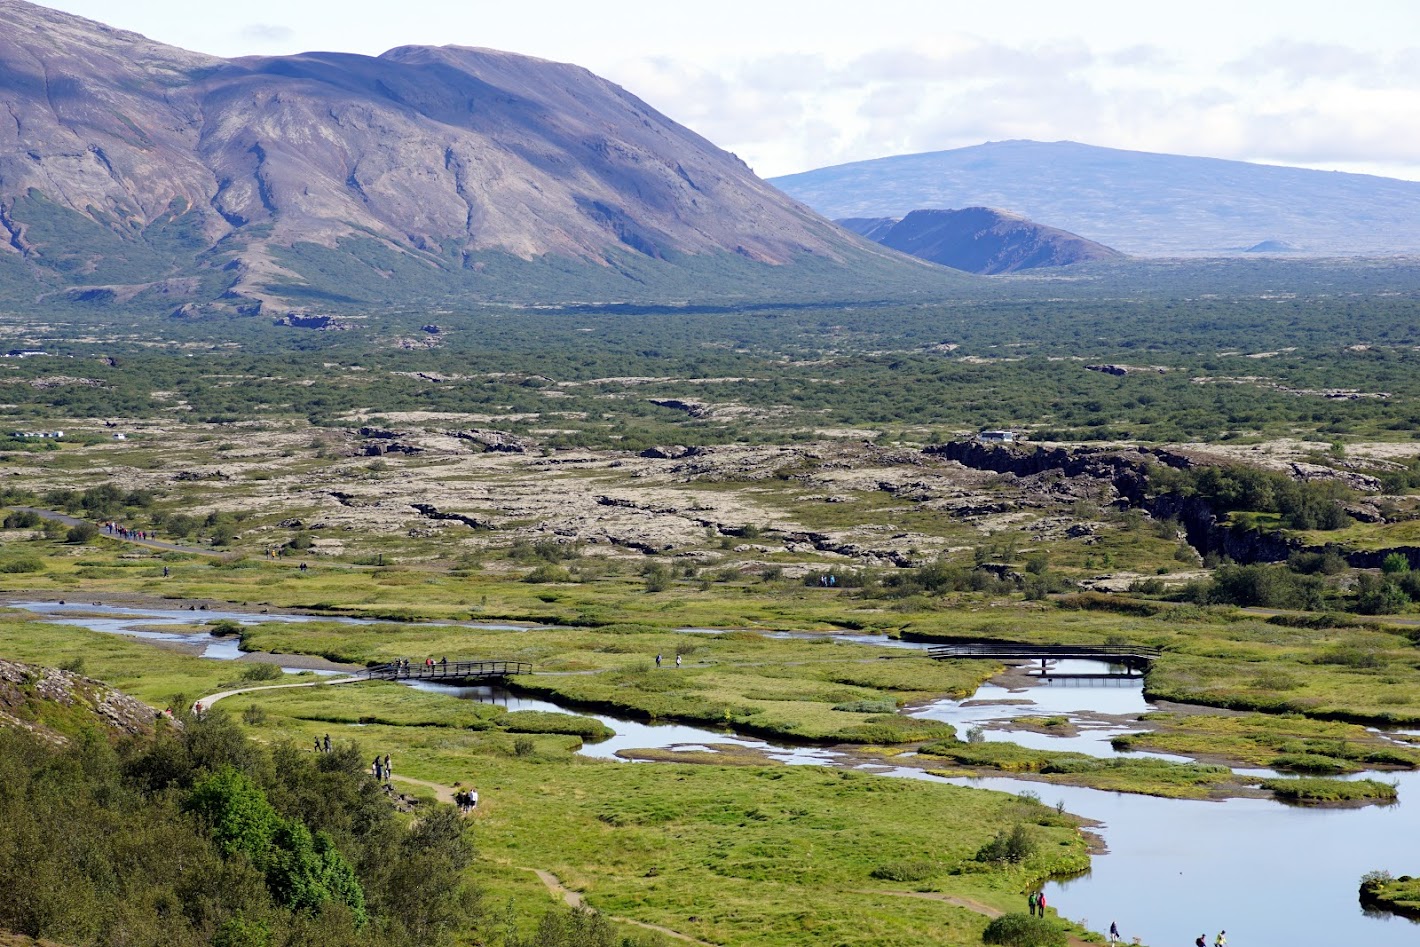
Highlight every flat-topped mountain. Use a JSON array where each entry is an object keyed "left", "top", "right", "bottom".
[
  {"left": 839, "top": 207, "right": 1123, "bottom": 274},
  {"left": 772, "top": 140, "right": 1420, "bottom": 257},
  {"left": 0, "top": 1, "right": 940, "bottom": 313}
]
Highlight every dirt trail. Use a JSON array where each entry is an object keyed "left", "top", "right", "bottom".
[
  {"left": 390, "top": 773, "right": 457, "bottom": 804},
  {"left": 523, "top": 869, "right": 718, "bottom": 946},
  {"left": 193, "top": 675, "right": 362, "bottom": 713}
]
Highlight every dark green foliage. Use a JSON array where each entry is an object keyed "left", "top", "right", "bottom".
[
  {"left": 1151, "top": 463, "right": 1353, "bottom": 530},
  {"left": 0, "top": 714, "right": 479, "bottom": 947},
  {"left": 264, "top": 821, "right": 368, "bottom": 925},
  {"left": 1355, "top": 574, "right": 1410, "bottom": 615},
  {"left": 3, "top": 509, "right": 41, "bottom": 528},
  {"left": 66, "top": 522, "right": 100, "bottom": 543},
  {"left": 975, "top": 824, "right": 1037, "bottom": 865},
  {"left": 1287, "top": 550, "right": 1348, "bottom": 575},
  {"left": 1197, "top": 564, "right": 1324, "bottom": 609},
  {"left": 186, "top": 767, "right": 283, "bottom": 860},
  {"left": 981, "top": 913, "right": 1068, "bottom": 947}
]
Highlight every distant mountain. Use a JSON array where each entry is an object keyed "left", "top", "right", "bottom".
[
  {"left": 771, "top": 140, "right": 1420, "bottom": 257},
  {"left": 838, "top": 207, "right": 1123, "bottom": 274},
  {"left": 0, "top": 1, "right": 945, "bottom": 314}
]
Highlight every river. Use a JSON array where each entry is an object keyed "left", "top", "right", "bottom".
[{"left": 11, "top": 599, "right": 1419, "bottom": 945}]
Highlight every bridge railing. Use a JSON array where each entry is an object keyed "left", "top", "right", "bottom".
[
  {"left": 361, "top": 660, "right": 533, "bottom": 681},
  {"left": 927, "top": 644, "right": 1162, "bottom": 664}
]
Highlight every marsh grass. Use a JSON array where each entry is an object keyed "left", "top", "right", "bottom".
[
  {"left": 1113, "top": 711, "right": 1420, "bottom": 770},
  {"left": 1261, "top": 776, "right": 1398, "bottom": 804},
  {"left": 921, "top": 740, "right": 1237, "bottom": 799}
]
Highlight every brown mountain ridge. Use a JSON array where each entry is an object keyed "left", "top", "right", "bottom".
[{"left": 0, "top": 0, "right": 943, "bottom": 313}]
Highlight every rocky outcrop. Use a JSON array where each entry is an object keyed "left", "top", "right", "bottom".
[
  {"left": 410, "top": 503, "right": 497, "bottom": 530},
  {"left": 929, "top": 440, "right": 1411, "bottom": 569},
  {"left": 448, "top": 429, "right": 530, "bottom": 453},
  {"left": 649, "top": 399, "right": 711, "bottom": 419},
  {"left": 274, "top": 314, "right": 354, "bottom": 331},
  {"left": 0, "top": 660, "right": 164, "bottom": 744}
]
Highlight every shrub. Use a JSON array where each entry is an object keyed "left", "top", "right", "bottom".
[
  {"left": 642, "top": 564, "right": 672, "bottom": 592},
  {"left": 0, "top": 555, "right": 43, "bottom": 573},
  {"left": 981, "top": 912, "right": 1068, "bottom": 947},
  {"left": 240, "top": 664, "right": 284, "bottom": 682},
  {"left": 2, "top": 510, "right": 40, "bottom": 529},
  {"left": 65, "top": 522, "right": 100, "bottom": 543},
  {"left": 513, "top": 736, "right": 536, "bottom": 757},
  {"left": 1382, "top": 553, "right": 1412, "bottom": 575},
  {"left": 524, "top": 564, "right": 572, "bottom": 584},
  {"left": 1356, "top": 574, "right": 1409, "bottom": 615},
  {"left": 975, "top": 824, "right": 1037, "bottom": 865}
]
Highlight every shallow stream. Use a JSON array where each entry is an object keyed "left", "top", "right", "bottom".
[{"left": 13, "top": 600, "right": 1420, "bottom": 945}]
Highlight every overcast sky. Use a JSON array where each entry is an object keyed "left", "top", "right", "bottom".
[{"left": 39, "top": 0, "right": 1420, "bottom": 181}]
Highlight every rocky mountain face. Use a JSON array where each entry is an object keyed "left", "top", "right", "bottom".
[
  {"left": 772, "top": 140, "right": 1420, "bottom": 257},
  {"left": 839, "top": 207, "right": 1123, "bottom": 274},
  {"left": 0, "top": 1, "right": 923, "bottom": 313}
]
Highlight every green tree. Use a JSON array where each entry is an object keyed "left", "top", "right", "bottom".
[{"left": 185, "top": 767, "right": 281, "bottom": 862}]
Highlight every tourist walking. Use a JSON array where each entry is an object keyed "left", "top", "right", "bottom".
[
  {"left": 656, "top": 653, "right": 662, "bottom": 667},
  {"left": 1213, "top": 931, "right": 1226, "bottom": 947},
  {"left": 373, "top": 756, "right": 383, "bottom": 780},
  {"left": 322, "top": 733, "right": 331, "bottom": 753},
  {"left": 675, "top": 653, "right": 682, "bottom": 668},
  {"left": 383, "top": 754, "right": 392, "bottom": 783},
  {"left": 1027, "top": 892, "right": 1037, "bottom": 916},
  {"left": 1195, "top": 935, "right": 1206, "bottom": 947},
  {"left": 314, "top": 737, "right": 321, "bottom": 753},
  {"left": 1108, "top": 920, "right": 1119, "bottom": 943},
  {"left": 1036, "top": 891, "right": 1046, "bottom": 915}
]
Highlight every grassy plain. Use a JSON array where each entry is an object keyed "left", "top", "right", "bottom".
[{"left": 0, "top": 613, "right": 1096, "bottom": 946}]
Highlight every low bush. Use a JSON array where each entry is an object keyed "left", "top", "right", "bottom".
[
  {"left": 0, "top": 555, "right": 43, "bottom": 573},
  {"left": 975, "top": 824, "right": 1036, "bottom": 865},
  {"left": 981, "top": 913, "right": 1067, "bottom": 947}
]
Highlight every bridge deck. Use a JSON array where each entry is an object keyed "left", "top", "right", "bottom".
[{"left": 363, "top": 659, "right": 532, "bottom": 683}]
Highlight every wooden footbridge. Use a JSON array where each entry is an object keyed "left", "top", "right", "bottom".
[
  {"left": 927, "top": 643, "right": 1161, "bottom": 678},
  {"left": 362, "top": 660, "right": 532, "bottom": 684}
]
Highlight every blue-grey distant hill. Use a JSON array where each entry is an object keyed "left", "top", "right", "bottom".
[
  {"left": 839, "top": 207, "right": 1123, "bottom": 274},
  {"left": 771, "top": 140, "right": 1420, "bottom": 257}
]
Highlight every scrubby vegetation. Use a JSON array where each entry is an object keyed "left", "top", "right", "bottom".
[{"left": 0, "top": 716, "right": 478, "bottom": 947}]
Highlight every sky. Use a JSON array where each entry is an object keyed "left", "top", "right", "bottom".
[{"left": 37, "top": 0, "right": 1420, "bottom": 181}]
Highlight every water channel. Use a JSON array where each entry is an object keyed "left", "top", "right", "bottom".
[{"left": 12, "top": 600, "right": 1420, "bottom": 945}]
